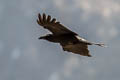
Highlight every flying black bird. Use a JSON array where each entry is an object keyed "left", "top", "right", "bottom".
[{"left": 37, "top": 13, "right": 105, "bottom": 57}]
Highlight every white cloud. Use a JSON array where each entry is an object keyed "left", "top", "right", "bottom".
[
  {"left": 48, "top": 55, "right": 98, "bottom": 80},
  {"left": 11, "top": 48, "right": 21, "bottom": 60},
  {"left": 20, "top": 0, "right": 48, "bottom": 17},
  {"left": 62, "top": 55, "right": 80, "bottom": 77},
  {"left": 85, "top": 67, "right": 97, "bottom": 79},
  {"left": 53, "top": 0, "right": 64, "bottom": 9},
  {"left": 97, "top": 25, "right": 118, "bottom": 40},
  {"left": 102, "top": 7, "right": 112, "bottom": 18},
  {"left": 53, "top": 0, "right": 120, "bottom": 19},
  {"left": 48, "top": 55, "right": 80, "bottom": 80},
  {"left": 48, "top": 72, "right": 60, "bottom": 80},
  {"left": 52, "top": 0, "right": 78, "bottom": 12},
  {"left": 52, "top": 0, "right": 120, "bottom": 41}
]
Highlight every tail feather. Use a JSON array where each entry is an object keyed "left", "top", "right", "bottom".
[{"left": 93, "top": 43, "right": 107, "bottom": 47}]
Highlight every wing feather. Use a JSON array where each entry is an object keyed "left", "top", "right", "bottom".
[
  {"left": 47, "top": 15, "right": 51, "bottom": 22},
  {"left": 37, "top": 13, "right": 77, "bottom": 35},
  {"left": 61, "top": 43, "right": 91, "bottom": 57},
  {"left": 43, "top": 13, "right": 47, "bottom": 22},
  {"left": 38, "top": 13, "right": 42, "bottom": 24},
  {"left": 51, "top": 18, "right": 56, "bottom": 23}
]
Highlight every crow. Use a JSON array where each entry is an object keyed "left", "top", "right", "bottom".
[{"left": 37, "top": 13, "right": 105, "bottom": 57}]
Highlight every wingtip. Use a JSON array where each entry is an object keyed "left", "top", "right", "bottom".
[
  {"left": 43, "top": 13, "right": 46, "bottom": 17},
  {"left": 38, "top": 13, "right": 42, "bottom": 21},
  {"left": 38, "top": 13, "right": 41, "bottom": 17},
  {"left": 43, "top": 13, "right": 46, "bottom": 15},
  {"left": 51, "top": 18, "right": 56, "bottom": 23},
  {"left": 56, "top": 22, "right": 60, "bottom": 24},
  {"left": 36, "top": 19, "right": 39, "bottom": 24}
]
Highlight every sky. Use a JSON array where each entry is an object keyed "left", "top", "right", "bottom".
[{"left": 0, "top": 0, "right": 120, "bottom": 80}]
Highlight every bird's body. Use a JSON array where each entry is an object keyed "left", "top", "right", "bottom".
[
  {"left": 37, "top": 13, "right": 105, "bottom": 57},
  {"left": 40, "top": 33, "right": 77, "bottom": 43}
]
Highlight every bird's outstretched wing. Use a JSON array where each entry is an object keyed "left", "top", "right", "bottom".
[
  {"left": 60, "top": 42, "right": 91, "bottom": 57},
  {"left": 37, "top": 13, "right": 77, "bottom": 35}
]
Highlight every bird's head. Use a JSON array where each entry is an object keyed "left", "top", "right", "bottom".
[{"left": 38, "top": 34, "right": 53, "bottom": 40}]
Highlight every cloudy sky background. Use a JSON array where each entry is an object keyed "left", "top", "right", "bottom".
[{"left": 0, "top": 0, "right": 120, "bottom": 80}]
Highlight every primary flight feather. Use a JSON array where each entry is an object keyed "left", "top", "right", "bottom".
[{"left": 37, "top": 13, "right": 105, "bottom": 57}]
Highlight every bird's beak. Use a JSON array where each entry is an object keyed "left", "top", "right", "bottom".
[
  {"left": 38, "top": 36, "right": 46, "bottom": 39},
  {"left": 38, "top": 36, "right": 44, "bottom": 39}
]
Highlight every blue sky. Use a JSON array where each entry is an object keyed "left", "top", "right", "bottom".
[{"left": 0, "top": 0, "right": 120, "bottom": 80}]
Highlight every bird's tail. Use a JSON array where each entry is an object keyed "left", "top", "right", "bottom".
[{"left": 92, "top": 43, "right": 107, "bottom": 47}]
